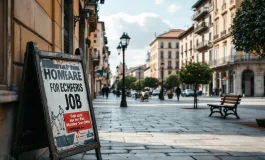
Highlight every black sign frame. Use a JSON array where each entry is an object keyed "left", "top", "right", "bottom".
[{"left": 12, "top": 42, "right": 102, "bottom": 160}]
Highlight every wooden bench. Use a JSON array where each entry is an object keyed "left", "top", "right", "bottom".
[{"left": 207, "top": 94, "right": 242, "bottom": 119}]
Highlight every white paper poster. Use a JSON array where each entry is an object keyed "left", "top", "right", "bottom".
[{"left": 40, "top": 59, "right": 95, "bottom": 152}]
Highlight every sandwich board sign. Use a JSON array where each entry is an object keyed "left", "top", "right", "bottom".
[{"left": 12, "top": 42, "right": 102, "bottom": 160}]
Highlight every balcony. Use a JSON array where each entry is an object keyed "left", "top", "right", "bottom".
[
  {"left": 214, "top": 34, "right": 219, "bottom": 40},
  {"left": 208, "top": 55, "right": 265, "bottom": 67},
  {"left": 194, "top": 22, "right": 208, "bottom": 34},
  {"left": 196, "top": 41, "right": 211, "bottom": 51},
  {"left": 209, "top": 3, "right": 214, "bottom": 11},
  {"left": 92, "top": 53, "right": 100, "bottom": 66},
  {"left": 193, "top": 7, "right": 209, "bottom": 21},
  {"left": 167, "top": 66, "right": 173, "bottom": 69},
  {"left": 221, "top": 30, "right": 227, "bottom": 37}
]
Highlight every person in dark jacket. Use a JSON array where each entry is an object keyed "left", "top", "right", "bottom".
[
  {"left": 175, "top": 86, "right": 181, "bottom": 101},
  {"left": 101, "top": 87, "right": 105, "bottom": 97},
  {"left": 105, "top": 86, "right": 110, "bottom": 99}
]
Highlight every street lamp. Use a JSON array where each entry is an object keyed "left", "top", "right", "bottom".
[
  {"left": 117, "top": 32, "right": 131, "bottom": 107},
  {"left": 160, "top": 61, "right": 165, "bottom": 100},
  {"left": 138, "top": 67, "right": 142, "bottom": 95}
]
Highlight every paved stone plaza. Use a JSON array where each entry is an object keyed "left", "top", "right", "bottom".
[{"left": 41, "top": 95, "right": 265, "bottom": 160}]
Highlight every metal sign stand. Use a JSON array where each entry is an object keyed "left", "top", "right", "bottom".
[{"left": 12, "top": 42, "right": 102, "bottom": 160}]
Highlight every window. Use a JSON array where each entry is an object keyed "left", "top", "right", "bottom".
[
  {"left": 190, "top": 41, "right": 192, "bottom": 49},
  {"left": 209, "top": 50, "right": 212, "bottom": 61},
  {"left": 215, "top": 21, "right": 219, "bottom": 35},
  {"left": 168, "top": 51, "right": 171, "bottom": 58},
  {"left": 64, "top": 0, "right": 74, "bottom": 54},
  {"left": 176, "top": 42, "right": 179, "bottom": 48},
  {"left": 215, "top": 0, "right": 218, "bottom": 10},
  {"left": 176, "top": 62, "right": 179, "bottom": 69},
  {"left": 202, "top": 53, "right": 205, "bottom": 63},
  {"left": 185, "top": 43, "right": 187, "bottom": 51},
  {"left": 0, "top": 0, "right": 6, "bottom": 84},
  {"left": 223, "top": 45, "right": 227, "bottom": 63},
  {"left": 223, "top": 16, "right": 226, "bottom": 30},
  {"left": 176, "top": 52, "right": 179, "bottom": 58},
  {"left": 94, "top": 34, "right": 97, "bottom": 37},
  {"left": 160, "top": 51, "right": 164, "bottom": 58},
  {"left": 168, "top": 71, "right": 172, "bottom": 75},
  {"left": 209, "top": 32, "right": 212, "bottom": 41},
  {"left": 160, "top": 42, "right": 164, "bottom": 48},
  {"left": 215, "top": 48, "right": 219, "bottom": 64},
  {"left": 94, "top": 48, "right": 97, "bottom": 57},
  {"left": 209, "top": 15, "right": 212, "bottom": 24},
  {"left": 197, "top": 54, "right": 199, "bottom": 62},
  {"left": 94, "top": 40, "right": 96, "bottom": 43},
  {"left": 168, "top": 42, "right": 171, "bottom": 48},
  {"left": 181, "top": 46, "right": 183, "bottom": 53},
  {"left": 168, "top": 61, "right": 172, "bottom": 67}
]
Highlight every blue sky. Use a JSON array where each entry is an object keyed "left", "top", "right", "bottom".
[{"left": 99, "top": 0, "right": 197, "bottom": 73}]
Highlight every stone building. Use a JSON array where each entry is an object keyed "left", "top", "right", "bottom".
[
  {"left": 210, "top": 0, "right": 265, "bottom": 96},
  {"left": 178, "top": 26, "right": 194, "bottom": 90},
  {"left": 0, "top": 0, "right": 104, "bottom": 159},
  {"left": 149, "top": 29, "right": 184, "bottom": 82}
]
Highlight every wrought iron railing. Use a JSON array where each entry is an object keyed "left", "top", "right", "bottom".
[
  {"left": 193, "top": 7, "right": 209, "bottom": 20},
  {"left": 208, "top": 55, "right": 265, "bottom": 67},
  {"left": 194, "top": 22, "right": 208, "bottom": 33}
]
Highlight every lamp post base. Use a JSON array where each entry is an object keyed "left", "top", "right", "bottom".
[
  {"left": 120, "top": 99, "right": 127, "bottom": 107},
  {"left": 159, "top": 92, "right": 164, "bottom": 100}
]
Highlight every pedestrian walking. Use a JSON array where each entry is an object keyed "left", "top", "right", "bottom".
[
  {"left": 105, "top": 85, "right": 110, "bottom": 99},
  {"left": 175, "top": 86, "right": 181, "bottom": 101},
  {"left": 219, "top": 88, "right": 222, "bottom": 97},
  {"left": 102, "top": 86, "right": 105, "bottom": 97}
]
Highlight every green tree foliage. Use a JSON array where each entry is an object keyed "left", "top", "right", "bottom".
[
  {"left": 143, "top": 77, "right": 159, "bottom": 89},
  {"left": 133, "top": 80, "right": 145, "bottom": 92},
  {"left": 117, "top": 76, "right": 137, "bottom": 90},
  {"left": 179, "top": 62, "right": 213, "bottom": 108},
  {"left": 164, "top": 74, "right": 181, "bottom": 90},
  {"left": 231, "top": 0, "right": 265, "bottom": 57}
]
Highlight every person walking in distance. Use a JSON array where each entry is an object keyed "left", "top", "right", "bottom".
[
  {"left": 105, "top": 85, "right": 110, "bottom": 99},
  {"left": 101, "top": 85, "right": 105, "bottom": 97},
  {"left": 175, "top": 86, "right": 181, "bottom": 101}
]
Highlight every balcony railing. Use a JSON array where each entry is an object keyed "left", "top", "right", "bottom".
[
  {"left": 168, "top": 66, "right": 173, "bottom": 69},
  {"left": 193, "top": 7, "right": 209, "bottom": 20},
  {"left": 194, "top": 22, "right": 208, "bottom": 34},
  {"left": 196, "top": 41, "right": 210, "bottom": 51},
  {"left": 208, "top": 55, "right": 265, "bottom": 67},
  {"left": 214, "top": 34, "right": 219, "bottom": 40},
  {"left": 221, "top": 30, "right": 227, "bottom": 37}
]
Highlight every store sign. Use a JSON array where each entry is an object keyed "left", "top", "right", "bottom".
[{"left": 13, "top": 42, "right": 102, "bottom": 160}]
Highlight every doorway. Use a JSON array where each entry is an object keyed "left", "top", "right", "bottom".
[{"left": 242, "top": 70, "right": 254, "bottom": 96}]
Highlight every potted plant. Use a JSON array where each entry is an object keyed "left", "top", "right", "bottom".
[{"left": 164, "top": 74, "right": 181, "bottom": 99}]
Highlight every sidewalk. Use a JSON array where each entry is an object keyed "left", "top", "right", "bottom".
[{"left": 44, "top": 94, "right": 265, "bottom": 160}]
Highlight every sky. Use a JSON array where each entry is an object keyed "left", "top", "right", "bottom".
[{"left": 98, "top": 0, "right": 197, "bottom": 74}]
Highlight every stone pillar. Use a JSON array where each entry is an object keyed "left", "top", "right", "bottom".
[
  {"left": 212, "top": 72, "right": 217, "bottom": 90},
  {"left": 254, "top": 69, "right": 264, "bottom": 96},
  {"left": 219, "top": 72, "right": 222, "bottom": 95},
  {"left": 226, "top": 70, "right": 229, "bottom": 94},
  {"left": 234, "top": 69, "right": 242, "bottom": 95}
]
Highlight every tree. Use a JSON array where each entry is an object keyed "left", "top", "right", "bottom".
[
  {"left": 133, "top": 80, "right": 145, "bottom": 93},
  {"left": 231, "top": 0, "right": 265, "bottom": 57},
  {"left": 164, "top": 74, "right": 181, "bottom": 93},
  {"left": 143, "top": 77, "right": 159, "bottom": 89},
  {"left": 179, "top": 62, "right": 213, "bottom": 109},
  {"left": 117, "top": 76, "right": 137, "bottom": 90}
]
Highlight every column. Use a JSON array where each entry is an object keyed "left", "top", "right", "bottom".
[
  {"left": 219, "top": 72, "right": 222, "bottom": 95},
  {"left": 226, "top": 70, "right": 229, "bottom": 94},
  {"left": 234, "top": 70, "right": 242, "bottom": 95}
]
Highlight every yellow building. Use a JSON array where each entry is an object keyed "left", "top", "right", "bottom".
[
  {"left": 149, "top": 29, "right": 184, "bottom": 83},
  {"left": 0, "top": 0, "right": 103, "bottom": 159}
]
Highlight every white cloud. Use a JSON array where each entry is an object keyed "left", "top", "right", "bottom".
[
  {"left": 155, "top": 0, "right": 164, "bottom": 5},
  {"left": 168, "top": 4, "right": 182, "bottom": 13},
  {"left": 100, "top": 12, "right": 173, "bottom": 72}
]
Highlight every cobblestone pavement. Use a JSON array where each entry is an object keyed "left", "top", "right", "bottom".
[{"left": 43, "top": 94, "right": 265, "bottom": 160}]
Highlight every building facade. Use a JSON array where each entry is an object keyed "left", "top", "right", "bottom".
[
  {"left": 178, "top": 26, "right": 194, "bottom": 90},
  {"left": 149, "top": 29, "right": 184, "bottom": 82},
  {"left": 0, "top": 0, "right": 104, "bottom": 159},
  {"left": 210, "top": 0, "right": 265, "bottom": 97},
  {"left": 192, "top": 0, "right": 214, "bottom": 95}
]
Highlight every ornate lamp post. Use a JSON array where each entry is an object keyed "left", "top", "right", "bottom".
[
  {"left": 159, "top": 61, "right": 165, "bottom": 100},
  {"left": 117, "top": 32, "right": 131, "bottom": 107},
  {"left": 138, "top": 67, "right": 142, "bottom": 95}
]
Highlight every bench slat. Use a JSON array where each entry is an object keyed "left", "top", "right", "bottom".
[
  {"left": 220, "top": 101, "right": 240, "bottom": 104},
  {"left": 221, "top": 98, "right": 241, "bottom": 101}
]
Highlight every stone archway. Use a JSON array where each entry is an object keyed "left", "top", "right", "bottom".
[{"left": 242, "top": 70, "right": 254, "bottom": 96}]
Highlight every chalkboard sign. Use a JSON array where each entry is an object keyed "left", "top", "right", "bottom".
[{"left": 12, "top": 42, "right": 102, "bottom": 160}]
